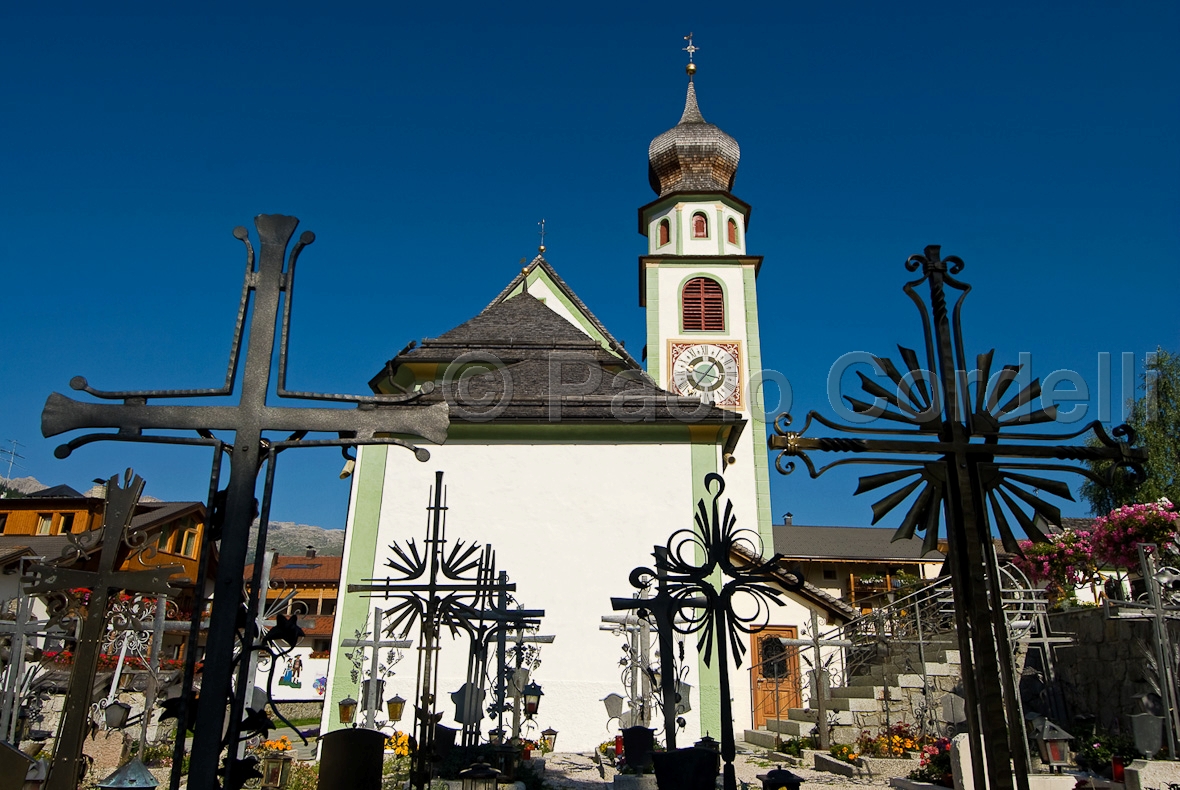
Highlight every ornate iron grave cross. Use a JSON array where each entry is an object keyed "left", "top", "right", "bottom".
[
  {"left": 496, "top": 626, "right": 553, "bottom": 741},
  {"left": 470, "top": 570, "right": 543, "bottom": 747},
  {"left": 616, "top": 473, "right": 787, "bottom": 790},
  {"left": 340, "top": 607, "right": 413, "bottom": 729},
  {"left": 1103, "top": 543, "right": 1180, "bottom": 758},
  {"left": 40, "top": 215, "right": 448, "bottom": 790},
  {"left": 778, "top": 610, "right": 852, "bottom": 750},
  {"left": 600, "top": 609, "right": 659, "bottom": 730},
  {"left": 348, "top": 471, "right": 515, "bottom": 790},
  {"left": 768, "top": 245, "right": 1146, "bottom": 790},
  {"left": 22, "top": 471, "right": 181, "bottom": 790},
  {"left": 0, "top": 593, "right": 49, "bottom": 743}
]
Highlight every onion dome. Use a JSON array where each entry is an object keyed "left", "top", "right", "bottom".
[{"left": 647, "top": 74, "right": 740, "bottom": 196}]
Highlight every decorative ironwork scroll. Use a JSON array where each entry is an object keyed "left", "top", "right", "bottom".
[
  {"left": 40, "top": 215, "right": 449, "bottom": 790},
  {"left": 615, "top": 472, "right": 790, "bottom": 790},
  {"left": 768, "top": 245, "right": 1146, "bottom": 790}
]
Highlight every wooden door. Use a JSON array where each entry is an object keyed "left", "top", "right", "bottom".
[{"left": 750, "top": 626, "right": 803, "bottom": 730}]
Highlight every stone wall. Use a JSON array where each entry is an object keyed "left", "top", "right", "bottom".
[{"left": 1049, "top": 608, "right": 1158, "bottom": 730}]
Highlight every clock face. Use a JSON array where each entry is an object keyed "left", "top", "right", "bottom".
[{"left": 668, "top": 341, "right": 742, "bottom": 408}]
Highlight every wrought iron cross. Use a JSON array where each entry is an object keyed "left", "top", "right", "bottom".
[
  {"left": 348, "top": 471, "right": 515, "bottom": 790},
  {"left": 768, "top": 245, "right": 1146, "bottom": 790},
  {"left": 612, "top": 551, "right": 706, "bottom": 749},
  {"left": 617, "top": 473, "right": 786, "bottom": 790},
  {"left": 24, "top": 472, "right": 181, "bottom": 790},
  {"left": 472, "top": 571, "right": 543, "bottom": 747},
  {"left": 777, "top": 610, "right": 852, "bottom": 750},
  {"left": 340, "top": 607, "right": 412, "bottom": 728},
  {"left": 40, "top": 215, "right": 449, "bottom": 790},
  {"left": 683, "top": 32, "right": 698, "bottom": 62},
  {"left": 0, "top": 593, "right": 48, "bottom": 743}
]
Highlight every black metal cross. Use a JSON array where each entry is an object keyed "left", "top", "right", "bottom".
[
  {"left": 768, "top": 245, "right": 1146, "bottom": 790},
  {"left": 24, "top": 471, "right": 181, "bottom": 790},
  {"left": 40, "top": 215, "right": 449, "bottom": 790},
  {"left": 617, "top": 473, "right": 786, "bottom": 790},
  {"left": 612, "top": 549, "right": 705, "bottom": 750},
  {"left": 470, "top": 571, "right": 543, "bottom": 747},
  {"left": 348, "top": 471, "right": 515, "bottom": 789}
]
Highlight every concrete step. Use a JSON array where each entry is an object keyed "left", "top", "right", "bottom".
[
  {"left": 742, "top": 728, "right": 781, "bottom": 749},
  {"left": 785, "top": 708, "right": 854, "bottom": 725},
  {"left": 831, "top": 684, "right": 902, "bottom": 700},
  {"left": 767, "top": 719, "right": 814, "bottom": 737}
]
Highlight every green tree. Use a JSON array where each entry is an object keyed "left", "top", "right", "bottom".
[{"left": 1081, "top": 349, "right": 1180, "bottom": 514}]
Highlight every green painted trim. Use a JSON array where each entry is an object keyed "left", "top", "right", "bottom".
[
  {"left": 742, "top": 265, "right": 774, "bottom": 550},
  {"left": 326, "top": 444, "right": 387, "bottom": 732},
  {"left": 674, "top": 207, "right": 683, "bottom": 255},
  {"left": 674, "top": 270, "right": 731, "bottom": 335},
  {"left": 715, "top": 207, "right": 725, "bottom": 255},
  {"left": 523, "top": 268, "right": 617, "bottom": 356},
  {"left": 690, "top": 441, "right": 722, "bottom": 738},
  {"left": 646, "top": 267, "right": 661, "bottom": 380}
]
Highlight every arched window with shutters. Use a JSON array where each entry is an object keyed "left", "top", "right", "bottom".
[
  {"left": 692, "top": 212, "right": 709, "bottom": 239},
  {"left": 682, "top": 276, "right": 725, "bottom": 331},
  {"left": 727, "top": 218, "right": 738, "bottom": 245},
  {"left": 658, "top": 218, "right": 670, "bottom": 247}
]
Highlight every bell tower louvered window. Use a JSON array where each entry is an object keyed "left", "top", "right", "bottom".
[{"left": 682, "top": 277, "right": 725, "bottom": 331}]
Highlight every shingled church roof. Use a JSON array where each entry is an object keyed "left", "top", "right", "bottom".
[{"left": 369, "top": 258, "right": 744, "bottom": 434}]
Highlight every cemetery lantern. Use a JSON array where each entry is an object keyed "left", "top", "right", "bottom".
[
  {"left": 258, "top": 753, "right": 292, "bottom": 790},
  {"left": 521, "top": 682, "right": 543, "bottom": 717},
  {"left": 1033, "top": 718, "right": 1072, "bottom": 773},
  {"left": 386, "top": 694, "right": 406, "bottom": 724},
  {"left": 458, "top": 761, "right": 500, "bottom": 790},
  {"left": 338, "top": 696, "right": 358, "bottom": 725},
  {"left": 539, "top": 727, "right": 558, "bottom": 754},
  {"left": 757, "top": 765, "right": 803, "bottom": 790},
  {"left": 104, "top": 701, "right": 132, "bottom": 730}
]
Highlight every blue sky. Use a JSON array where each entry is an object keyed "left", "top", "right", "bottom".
[{"left": 3, "top": 2, "right": 1177, "bottom": 531}]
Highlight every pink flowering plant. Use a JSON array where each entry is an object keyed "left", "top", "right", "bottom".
[
  {"left": 1090, "top": 499, "right": 1179, "bottom": 570},
  {"left": 1013, "top": 499, "right": 1180, "bottom": 607},
  {"left": 1013, "top": 529, "right": 1100, "bottom": 607}
]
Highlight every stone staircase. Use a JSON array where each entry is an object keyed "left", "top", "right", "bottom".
[
  {"left": 744, "top": 642, "right": 961, "bottom": 747},
  {"left": 745, "top": 578, "right": 966, "bottom": 748}
]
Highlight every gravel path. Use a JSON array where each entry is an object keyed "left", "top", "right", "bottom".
[{"left": 538, "top": 745, "right": 897, "bottom": 790}]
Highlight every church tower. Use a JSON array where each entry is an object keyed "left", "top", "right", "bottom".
[{"left": 638, "top": 50, "right": 773, "bottom": 549}]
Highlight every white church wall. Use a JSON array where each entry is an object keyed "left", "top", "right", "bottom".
[{"left": 324, "top": 440, "right": 712, "bottom": 752}]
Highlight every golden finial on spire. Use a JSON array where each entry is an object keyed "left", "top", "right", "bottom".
[
  {"left": 683, "top": 32, "right": 698, "bottom": 77},
  {"left": 537, "top": 218, "right": 546, "bottom": 254}
]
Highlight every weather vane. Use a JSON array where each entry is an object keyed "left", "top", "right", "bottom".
[
  {"left": 683, "top": 33, "right": 699, "bottom": 77},
  {"left": 538, "top": 218, "right": 546, "bottom": 254}
]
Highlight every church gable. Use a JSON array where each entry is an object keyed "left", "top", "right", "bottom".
[
  {"left": 367, "top": 263, "right": 742, "bottom": 431},
  {"left": 488, "top": 256, "right": 644, "bottom": 370}
]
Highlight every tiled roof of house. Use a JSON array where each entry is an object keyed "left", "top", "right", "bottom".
[
  {"left": 729, "top": 544, "right": 858, "bottom": 623},
  {"left": 28, "top": 484, "right": 86, "bottom": 498},
  {"left": 246, "top": 555, "right": 342, "bottom": 585},
  {"left": 773, "top": 524, "right": 945, "bottom": 562}
]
